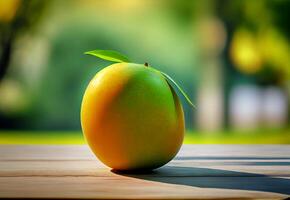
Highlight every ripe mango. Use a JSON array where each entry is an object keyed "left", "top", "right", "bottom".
[{"left": 81, "top": 63, "right": 184, "bottom": 170}]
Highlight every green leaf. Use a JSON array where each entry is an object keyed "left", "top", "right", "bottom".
[
  {"left": 160, "top": 71, "right": 196, "bottom": 108},
  {"left": 84, "top": 50, "right": 130, "bottom": 63}
]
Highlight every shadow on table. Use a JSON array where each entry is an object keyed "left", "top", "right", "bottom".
[
  {"left": 112, "top": 166, "right": 290, "bottom": 195},
  {"left": 175, "top": 156, "right": 290, "bottom": 160}
]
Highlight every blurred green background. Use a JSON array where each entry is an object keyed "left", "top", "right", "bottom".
[{"left": 0, "top": 0, "right": 289, "bottom": 144}]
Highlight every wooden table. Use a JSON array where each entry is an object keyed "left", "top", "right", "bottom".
[{"left": 0, "top": 145, "right": 289, "bottom": 199}]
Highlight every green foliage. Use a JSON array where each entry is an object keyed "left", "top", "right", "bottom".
[{"left": 85, "top": 50, "right": 130, "bottom": 63}]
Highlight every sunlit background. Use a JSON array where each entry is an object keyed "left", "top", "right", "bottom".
[{"left": 0, "top": 0, "right": 289, "bottom": 144}]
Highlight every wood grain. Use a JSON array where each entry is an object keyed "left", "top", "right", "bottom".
[{"left": 0, "top": 145, "right": 289, "bottom": 199}]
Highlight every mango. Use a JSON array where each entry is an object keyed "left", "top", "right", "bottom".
[{"left": 81, "top": 63, "right": 184, "bottom": 171}]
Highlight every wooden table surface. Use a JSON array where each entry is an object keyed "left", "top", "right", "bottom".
[{"left": 0, "top": 145, "right": 289, "bottom": 199}]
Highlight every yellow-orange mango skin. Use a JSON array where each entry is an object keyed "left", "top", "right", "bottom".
[{"left": 81, "top": 63, "right": 184, "bottom": 171}]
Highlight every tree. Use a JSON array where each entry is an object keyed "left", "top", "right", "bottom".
[{"left": 0, "top": 0, "right": 50, "bottom": 81}]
